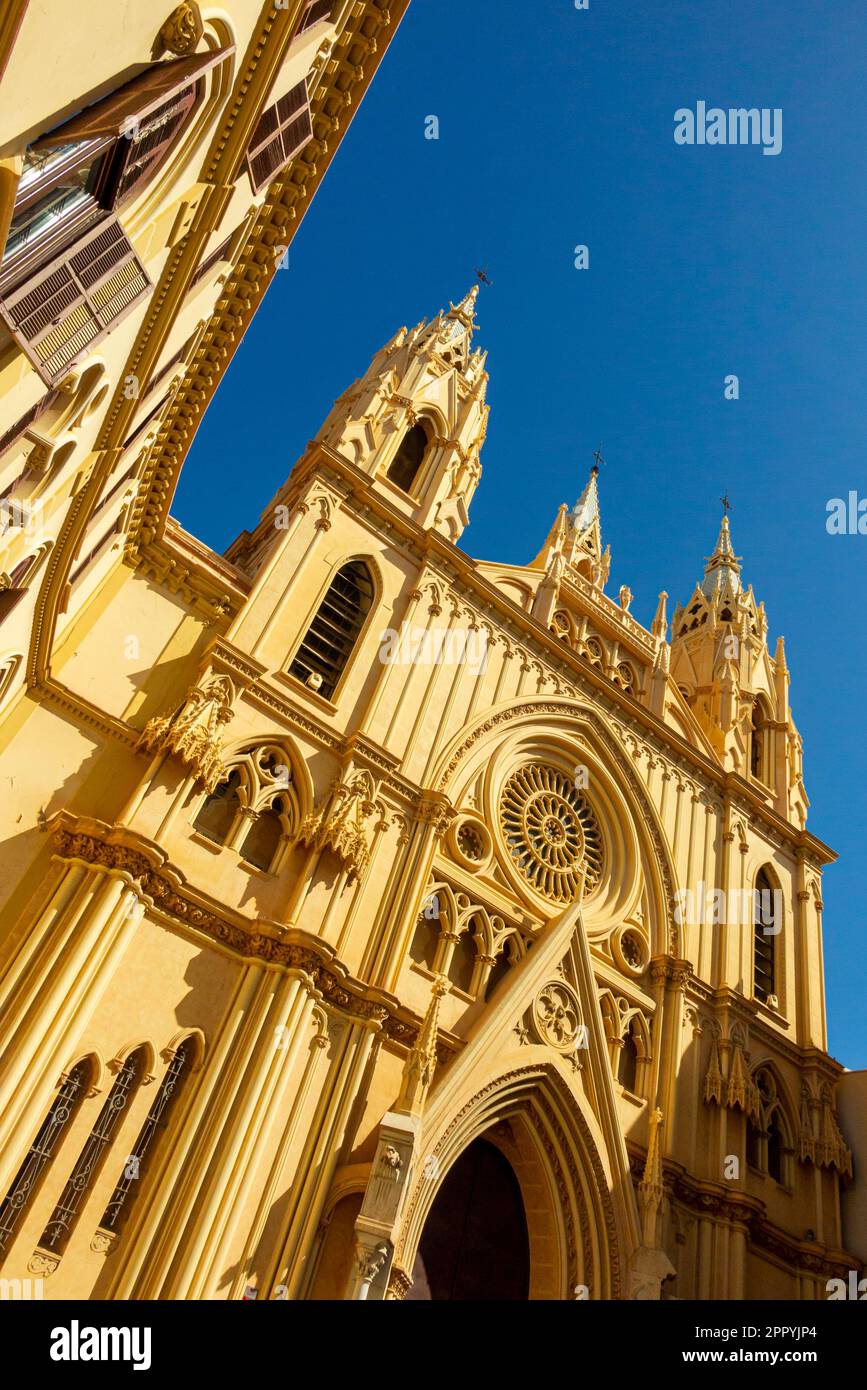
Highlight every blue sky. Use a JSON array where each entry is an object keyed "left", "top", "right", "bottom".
[{"left": 175, "top": 0, "right": 866, "bottom": 1067}]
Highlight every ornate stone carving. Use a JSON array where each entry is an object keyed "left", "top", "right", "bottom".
[
  {"left": 499, "top": 763, "right": 603, "bottom": 903},
  {"left": 297, "top": 773, "right": 376, "bottom": 883},
  {"left": 137, "top": 675, "right": 235, "bottom": 791},
  {"left": 532, "top": 981, "right": 582, "bottom": 1051},
  {"left": 28, "top": 1249, "right": 59, "bottom": 1277},
  {"left": 158, "top": 2, "right": 203, "bottom": 55}
]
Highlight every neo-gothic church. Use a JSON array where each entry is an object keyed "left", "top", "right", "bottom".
[{"left": 0, "top": 282, "right": 859, "bottom": 1301}]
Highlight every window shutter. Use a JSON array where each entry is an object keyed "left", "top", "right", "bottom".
[
  {"left": 246, "top": 80, "right": 313, "bottom": 194},
  {"left": 0, "top": 216, "right": 150, "bottom": 386},
  {"left": 106, "top": 86, "right": 198, "bottom": 209},
  {"left": 298, "top": 0, "right": 335, "bottom": 32}
]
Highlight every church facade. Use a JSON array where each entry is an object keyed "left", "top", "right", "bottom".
[{"left": 0, "top": 272, "right": 860, "bottom": 1300}]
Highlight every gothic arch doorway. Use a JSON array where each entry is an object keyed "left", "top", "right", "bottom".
[{"left": 405, "top": 1137, "right": 530, "bottom": 1300}]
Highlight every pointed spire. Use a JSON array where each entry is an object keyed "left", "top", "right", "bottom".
[
  {"left": 651, "top": 591, "right": 669, "bottom": 641},
  {"left": 638, "top": 1107, "right": 665, "bottom": 1248},
  {"left": 394, "top": 974, "right": 449, "bottom": 1118},
  {"left": 530, "top": 463, "right": 607, "bottom": 580},
  {"left": 446, "top": 283, "right": 480, "bottom": 329},
  {"left": 571, "top": 465, "right": 601, "bottom": 544},
  {"left": 702, "top": 514, "right": 742, "bottom": 599}
]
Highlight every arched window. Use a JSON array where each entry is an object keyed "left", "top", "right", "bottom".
[
  {"left": 386, "top": 422, "right": 429, "bottom": 494},
  {"left": 617, "top": 1029, "right": 639, "bottom": 1093},
  {"left": 750, "top": 698, "right": 772, "bottom": 783},
  {"left": 97, "top": 1040, "right": 194, "bottom": 1240},
  {"left": 767, "top": 1114, "right": 784, "bottom": 1183},
  {"left": 753, "top": 868, "right": 777, "bottom": 1003},
  {"left": 194, "top": 768, "right": 242, "bottom": 845},
  {"left": 38, "top": 1048, "right": 146, "bottom": 1256},
  {"left": 448, "top": 929, "right": 477, "bottom": 995},
  {"left": 289, "top": 560, "right": 374, "bottom": 699},
  {"left": 239, "top": 801, "right": 284, "bottom": 872},
  {"left": 0, "top": 1060, "right": 90, "bottom": 1264}
]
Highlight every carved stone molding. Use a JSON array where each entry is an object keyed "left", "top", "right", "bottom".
[
  {"left": 50, "top": 816, "right": 457, "bottom": 1062},
  {"left": 158, "top": 2, "right": 203, "bottom": 56}
]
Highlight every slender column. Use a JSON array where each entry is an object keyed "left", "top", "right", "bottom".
[
  {"left": 109, "top": 965, "right": 263, "bottom": 1298},
  {"left": 0, "top": 873, "right": 133, "bottom": 1176},
  {"left": 274, "top": 1019, "right": 379, "bottom": 1298},
  {"left": 154, "top": 965, "right": 291, "bottom": 1298},
  {"left": 185, "top": 976, "right": 315, "bottom": 1299},
  {"left": 230, "top": 1006, "right": 329, "bottom": 1299}
]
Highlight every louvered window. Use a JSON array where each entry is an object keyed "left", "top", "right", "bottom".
[
  {"left": 246, "top": 80, "right": 313, "bottom": 194},
  {"left": 39, "top": 1049, "right": 144, "bottom": 1255},
  {"left": 98, "top": 1041, "right": 193, "bottom": 1237},
  {"left": 0, "top": 216, "right": 150, "bottom": 386},
  {"left": 0, "top": 1062, "right": 90, "bottom": 1262},
  {"left": 101, "top": 86, "right": 198, "bottom": 210},
  {"left": 298, "top": 0, "right": 335, "bottom": 32},
  {"left": 753, "top": 868, "right": 776, "bottom": 1002},
  {"left": 289, "top": 560, "right": 374, "bottom": 699}
]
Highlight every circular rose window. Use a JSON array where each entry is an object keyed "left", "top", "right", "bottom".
[{"left": 499, "top": 764, "right": 603, "bottom": 904}]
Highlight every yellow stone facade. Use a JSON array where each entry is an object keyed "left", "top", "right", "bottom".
[{"left": 0, "top": 1, "right": 861, "bottom": 1302}]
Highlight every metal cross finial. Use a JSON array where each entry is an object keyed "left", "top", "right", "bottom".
[
  {"left": 592, "top": 445, "right": 606, "bottom": 475},
  {"left": 720, "top": 493, "right": 732, "bottom": 516}
]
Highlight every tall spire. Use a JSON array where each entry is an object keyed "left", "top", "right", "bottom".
[
  {"left": 531, "top": 461, "right": 609, "bottom": 586},
  {"left": 571, "top": 465, "right": 601, "bottom": 545},
  {"left": 701, "top": 514, "right": 742, "bottom": 600}
]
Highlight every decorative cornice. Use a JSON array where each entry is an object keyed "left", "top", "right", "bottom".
[{"left": 49, "top": 812, "right": 456, "bottom": 1062}]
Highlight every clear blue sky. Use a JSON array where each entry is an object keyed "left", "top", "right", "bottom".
[{"left": 175, "top": 0, "right": 866, "bottom": 1068}]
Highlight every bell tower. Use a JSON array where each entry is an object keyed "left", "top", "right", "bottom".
[
  {"left": 314, "top": 285, "right": 489, "bottom": 542},
  {"left": 670, "top": 512, "right": 808, "bottom": 826}
]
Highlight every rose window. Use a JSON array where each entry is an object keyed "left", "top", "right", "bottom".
[{"left": 499, "top": 763, "right": 603, "bottom": 903}]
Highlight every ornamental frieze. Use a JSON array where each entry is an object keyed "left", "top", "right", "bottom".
[{"left": 50, "top": 819, "right": 456, "bottom": 1063}]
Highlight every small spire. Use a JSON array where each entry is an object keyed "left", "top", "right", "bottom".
[
  {"left": 702, "top": 513, "right": 742, "bottom": 599},
  {"left": 638, "top": 1108, "right": 665, "bottom": 1248},
  {"left": 775, "top": 635, "right": 787, "bottom": 672},
  {"left": 652, "top": 591, "right": 669, "bottom": 641},
  {"left": 570, "top": 465, "right": 601, "bottom": 542},
  {"left": 394, "top": 974, "right": 449, "bottom": 1118},
  {"left": 446, "top": 284, "right": 479, "bottom": 329}
]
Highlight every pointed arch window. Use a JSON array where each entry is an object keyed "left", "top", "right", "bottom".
[
  {"left": 767, "top": 1114, "right": 784, "bottom": 1183},
  {"left": 239, "top": 798, "right": 285, "bottom": 872},
  {"left": 617, "top": 1029, "right": 639, "bottom": 1093},
  {"left": 447, "top": 927, "right": 477, "bottom": 995},
  {"left": 289, "top": 560, "right": 374, "bottom": 699},
  {"left": 0, "top": 1060, "right": 90, "bottom": 1263},
  {"left": 753, "top": 868, "right": 777, "bottom": 1003},
  {"left": 38, "top": 1047, "right": 146, "bottom": 1256},
  {"left": 750, "top": 698, "right": 772, "bottom": 784},
  {"left": 194, "top": 768, "right": 242, "bottom": 845},
  {"left": 97, "top": 1040, "right": 194, "bottom": 1239},
  {"left": 386, "top": 422, "right": 430, "bottom": 495}
]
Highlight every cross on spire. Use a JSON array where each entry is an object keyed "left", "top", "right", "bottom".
[
  {"left": 720, "top": 493, "right": 732, "bottom": 516},
  {"left": 592, "top": 444, "right": 606, "bottom": 476}
]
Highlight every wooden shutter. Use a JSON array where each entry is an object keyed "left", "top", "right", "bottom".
[
  {"left": 246, "top": 80, "right": 313, "bottom": 194},
  {"left": 0, "top": 216, "right": 150, "bottom": 386},
  {"left": 298, "top": 0, "right": 334, "bottom": 32},
  {"left": 106, "top": 85, "right": 199, "bottom": 209},
  {"left": 31, "top": 49, "right": 234, "bottom": 148}
]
